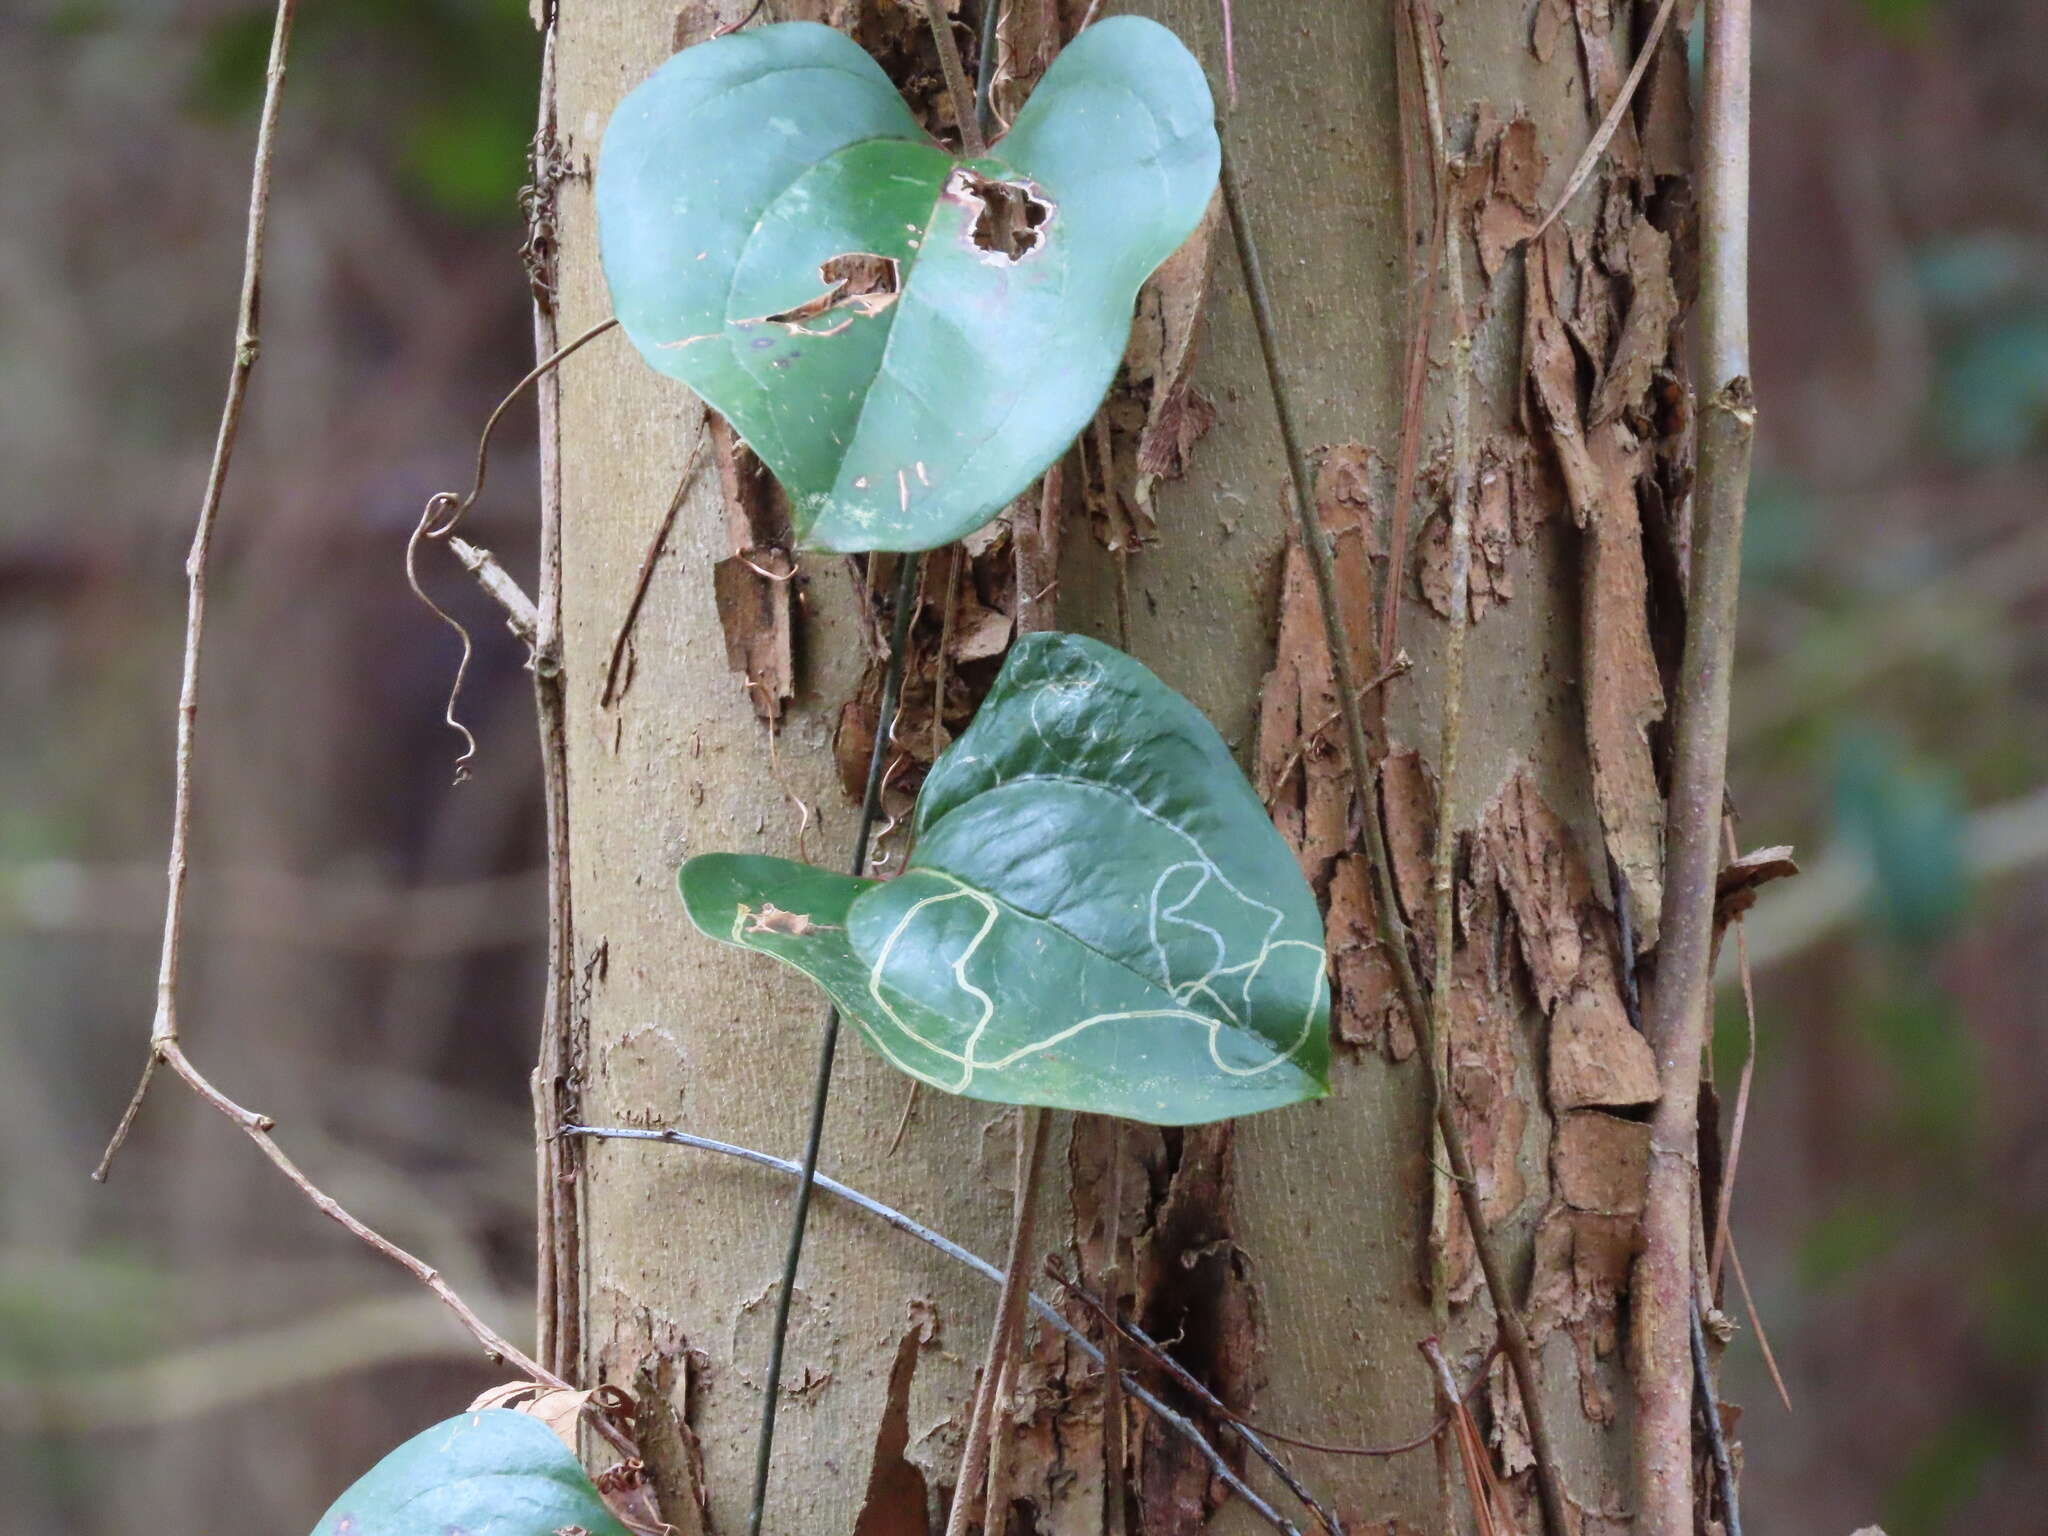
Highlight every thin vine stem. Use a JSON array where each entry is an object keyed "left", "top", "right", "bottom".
[
  {"left": 568, "top": 1124, "right": 1306, "bottom": 1536},
  {"left": 747, "top": 551, "right": 923, "bottom": 1536},
  {"left": 1218, "top": 139, "right": 1569, "bottom": 1536}
]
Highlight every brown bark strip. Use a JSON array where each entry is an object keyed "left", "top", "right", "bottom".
[
  {"left": 1521, "top": 220, "right": 1671, "bottom": 948},
  {"left": 710, "top": 416, "right": 797, "bottom": 722}
]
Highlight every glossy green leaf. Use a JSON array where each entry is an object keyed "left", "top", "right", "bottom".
[
  {"left": 680, "top": 634, "right": 1330, "bottom": 1125},
  {"left": 597, "top": 18, "right": 1218, "bottom": 553},
  {"left": 308, "top": 1410, "right": 633, "bottom": 1536}
]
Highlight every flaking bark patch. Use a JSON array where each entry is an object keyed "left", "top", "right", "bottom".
[
  {"left": 709, "top": 417, "right": 796, "bottom": 722},
  {"left": 853, "top": 1308, "right": 938, "bottom": 1536},
  {"left": 1522, "top": 222, "right": 1670, "bottom": 948}
]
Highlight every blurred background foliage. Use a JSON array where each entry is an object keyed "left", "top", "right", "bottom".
[{"left": 0, "top": 1, "right": 2043, "bottom": 1533}]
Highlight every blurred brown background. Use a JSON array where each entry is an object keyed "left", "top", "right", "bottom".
[{"left": 2, "top": 1, "right": 2042, "bottom": 1531}]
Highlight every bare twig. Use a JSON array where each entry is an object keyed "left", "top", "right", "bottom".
[
  {"left": 748, "top": 553, "right": 924, "bottom": 1536},
  {"left": 1725, "top": 1232, "right": 1791, "bottom": 1412},
  {"left": 1691, "top": 1305, "right": 1745, "bottom": 1536},
  {"left": 1046, "top": 1259, "right": 1343, "bottom": 1533},
  {"left": 1636, "top": 0, "right": 1754, "bottom": 1528},
  {"left": 1408, "top": 0, "right": 1479, "bottom": 1327},
  {"left": 162, "top": 1042, "right": 565, "bottom": 1390},
  {"left": 1529, "top": 0, "right": 1680, "bottom": 238},
  {"left": 1383, "top": 0, "right": 1447, "bottom": 669},
  {"left": 95, "top": 0, "right": 301, "bottom": 1181},
  {"left": 449, "top": 536, "right": 540, "bottom": 647},
  {"left": 599, "top": 433, "right": 712, "bottom": 708},
  {"left": 944, "top": 1107, "right": 1051, "bottom": 1536},
  {"left": 565, "top": 1125, "right": 1302, "bottom": 1536},
  {"left": 920, "top": 0, "right": 986, "bottom": 157},
  {"left": 1422, "top": 1338, "right": 1516, "bottom": 1536},
  {"left": 1708, "top": 819, "right": 1757, "bottom": 1295},
  {"left": 82, "top": 9, "right": 577, "bottom": 1381},
  {"left": 1220, "top": 130, "right": 1570, "bottom": 1536},
  {"left": 529, "top": 16, "right": 581, "bottom": 1382}
]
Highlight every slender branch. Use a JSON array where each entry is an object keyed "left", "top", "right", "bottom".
[
  {"left": 94, "top": 0, "right": 300, "bottom": 1181},
  {"left": 1047, "top": 1260, "right": 1343, "bottom": 1534},
  {"left": 1408, "top": 0, "right": 1478, "bottom": 1327},
  {"left": 168, "top": 1041, "right": 563, "bottom": 1386},
  {"left": 448, "top": 536, "right": 540, "bottom": 647},
  {"left": 566, "top": 1125, "right": 1303, "bottom": 1536},
  {"left": 748, "top": 552, "right": 924, "bottom": 1536},
  {"left": 1636, "top": 0, "right": 1754, "bottom": 1528},
  {"left": 1219, "top": 138, "right": 1570, "bottom": 1536},
  {"left": 1691, "top": 1305, "right": 1744, "bottom": 1536},
  {"left": 920, "top": 0, "right": 986, "bottom": 157},
  {"left": 1383, "top": 0, "right": 1447, "bottom": 669},
  {"left": 529, "top": 15, "right": 581, "bottom": 1382},
  {"left": 944, "top": 1107, "right": 1051, "bottom": 1536}
]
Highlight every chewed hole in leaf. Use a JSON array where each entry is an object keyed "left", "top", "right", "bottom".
[
  {"left": 758, "top": 252, "right": 902, "bottom": 335},
  {"left": 945, "top": 168, "right": 1054, "bottom": 262}
]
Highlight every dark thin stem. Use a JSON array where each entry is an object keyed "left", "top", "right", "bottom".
[
  {"left": 1048, "top": 1261, "right": 1342, "bottom": 1533},
  {"left": 920, "top": 0, "right": 986, "bottom": 157},
  {"left": 569, "top": 1125, "right": 1304, "bottom": 1536},
  {"left": 1219, "top": 142, "right": 1569, "bottom": 1536},
  {"left": 747, "top": 553, "right": 922, "bottom": 1536},
  {"left": 974, "top": 0, "right": 1002, "bottom": 142},
  {"left": 1691, "top": 1303, "right": 1744, "bottom": 1536}
]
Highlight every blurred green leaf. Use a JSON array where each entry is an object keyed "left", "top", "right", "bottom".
[
  {"left": 1935, "top": 311, "right": 2048, "bottom": 464},
  {"left": 1740, "top": 475, "right": 1819, "bottom": 590},
  {"left": 1798, "top": 1195, "right": 1905, "bottom": 1288},
  {"left": 310, "top": 1410, "right": 633, "bottom": 1536},
  {"left": 1857, "top": 0, "right": 1938, "bottom": 38},
  {"left": 1885, "top": 1412, "right": 2006, "bottom": 1536},
  {"left": 1860, "top": 982, "right": 1980, "bottom": 1147},
  {"left": 1833, "top": 729, "right": 1971, "bottom": 944}
]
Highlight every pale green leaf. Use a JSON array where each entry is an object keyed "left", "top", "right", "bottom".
[
  {"left": 597, "top": 18, "right": 1218, "bottom": 552},
  {"left": 308, "top": 1410, "right": 633, "bottom": 1536}
]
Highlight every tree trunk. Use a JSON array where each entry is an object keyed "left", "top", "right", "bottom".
[{"left": 540, "top": 1, "right": 1697, "bottom": 1531}]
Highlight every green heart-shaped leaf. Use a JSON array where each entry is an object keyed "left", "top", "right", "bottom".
[
  {"left": 598, "top": 18, "right": 1219, "bottom": 553},
  {"left": 681, "top": 634, "right": 1330, "bottom": 1125},
  {"left": 308, "top": 1410, "right": 633, "bottom": 1536}
]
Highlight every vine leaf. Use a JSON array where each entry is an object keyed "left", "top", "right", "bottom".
[
  {"left": 308, "top": 1410, "right": 634, "bottom": 1536},
  {"left": 597, "top": 18, "right": 1219, "bottom": 554},
  {"left": 681, "top": 634, "right": 1331, "bottom": 1125}
]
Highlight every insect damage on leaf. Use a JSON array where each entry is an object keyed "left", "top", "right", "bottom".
[
  {"left": 758, "top": 253, "right": 902, "bottom": 336},
  {"left": 945, "top": 168, "right": 1055, "bottom": 261},
  {"left": 681, "top": 633, "right": 1332, "bottom": 1125}
]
